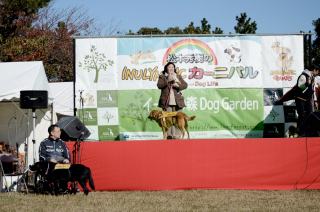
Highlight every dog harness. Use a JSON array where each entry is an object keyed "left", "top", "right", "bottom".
[
  {"left": 45, "top": 163, "right": 72, "bottom": 180},
  {"left": 158, "top": 111, "right": 178, "bottom": 119},
  {"left": 158, "top": 111, "right": 179, "bottom": 128},
  {"left": 55, "top": 164, "right": 71, "bottom": 170}
]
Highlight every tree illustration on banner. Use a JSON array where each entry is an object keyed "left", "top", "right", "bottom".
[
  {"left": 120, "top": 91, "right": 151, "bottom": 131},
  {"left": 79, "top": 45, "right": 114, "bottom": 83},
  {"left": 103, "top": 111, "right": 113, "bottom": 122},
  {"left": 269, "top": 109, "right": 280, "bottom": 121}
]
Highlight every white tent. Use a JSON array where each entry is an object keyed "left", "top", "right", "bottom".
[
  {"left": 0, "top": 61, "right": 56, "bottom": 167},
  {"left": 49, "top": 82, "right": 74, "bottom": 117}
]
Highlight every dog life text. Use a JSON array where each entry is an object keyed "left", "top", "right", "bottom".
[{"left": 200, "top": 97, "right": 258, "bottom": 113}]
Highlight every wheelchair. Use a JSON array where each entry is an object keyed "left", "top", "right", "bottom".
[{"left": 33, "top": 160, "right": 77, "bottom": 195}]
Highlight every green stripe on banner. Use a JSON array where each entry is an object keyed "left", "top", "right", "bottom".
[{"left": 118, "top": 88, "right": 264, "bottom": 139}]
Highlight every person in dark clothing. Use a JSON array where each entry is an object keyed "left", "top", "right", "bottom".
[
  {"left": 295, "top": 64, "right": 319, "bottom": 130},
  {"left": 39, "top": 124, "right": 70, "bottom": 163},
  {"left": 38, "top": 125, "right": 71, "bottom": 194}
]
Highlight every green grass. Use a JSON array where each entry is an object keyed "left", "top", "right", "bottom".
[{"left": 1, "top": 189, "right": 320, "bottom": 211}]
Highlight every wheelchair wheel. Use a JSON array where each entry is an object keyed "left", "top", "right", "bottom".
[
  {"left": 34, "top": 173, "right": 54, "bottom": 195},
  {"left": 34, "top": 172, "right": 45, "bottom": 194}
]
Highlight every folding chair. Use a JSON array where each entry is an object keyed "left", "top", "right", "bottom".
[{"left": 0, "top": 154, "right": 29, "bottom": 194}]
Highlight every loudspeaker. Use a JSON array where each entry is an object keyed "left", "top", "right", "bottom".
[
  {"left": 297, "top": 112, "right": 320, "bottom": 137},
  {"left": 56, "top": 116, "right": 91, "bottom": 141},
  {"left": 20, "top": 90, "right": 48, "bottom": 109}
]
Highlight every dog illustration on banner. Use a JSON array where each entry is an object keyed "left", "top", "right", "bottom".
[
  {"left": 271, "top": 42, "right": 294, "bottom": 71},
  {"left": 86, "top": 93, "right": 95, "bottom": 106},
  {"left": 272, "top": 91, "right": 280, "bottom": 101},
  {"left": 224, "top": 45, "right": 242, "bottom": 65},
  {"left": 108, "top": 128, "right": 114, "bottom": 136},
  {"left": 130, "top": 49, "right": 156, "bottom": 65},
  {"left": 87, "top": 111, "right": 93, "bottom": 120}
]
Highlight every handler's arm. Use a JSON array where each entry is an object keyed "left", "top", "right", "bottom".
[
  {"left": 61, "top": 141, "right": 71, "bottom": 161},
  {"left": 177, "top": 75, "right": 188, "bottom": 91},
  {"left": 157, "top": 74, "right": 169, "bottom": 89},
  {"left": 39, "top": 141, "right": 51, "bottom": 162}
]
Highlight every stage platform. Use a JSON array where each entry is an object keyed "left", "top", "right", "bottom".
[{"left": 66, "top": 138, "right": 320, "bottom": 191}]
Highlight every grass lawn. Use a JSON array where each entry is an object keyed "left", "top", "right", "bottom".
[{"left": 1, "top": 189, "right": 320, "bottom": 211}]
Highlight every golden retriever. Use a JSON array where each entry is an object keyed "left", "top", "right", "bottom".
[{"left": 148, "top": 110, "right": 196, "bottom": 139}]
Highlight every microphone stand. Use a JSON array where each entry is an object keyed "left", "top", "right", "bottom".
[
  {"left": 80, "top": 91, "right": 84, "bottom": 123},
  {"left": 72, "top": 132, "right": 84, "bottom": 193}
]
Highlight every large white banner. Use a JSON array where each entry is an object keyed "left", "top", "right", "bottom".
[
  {"left": 75, "top": 36, "right": 304, "bottom": 141},
  {"left": 76, "top": 36, "right": 303, "bottom": 90}
]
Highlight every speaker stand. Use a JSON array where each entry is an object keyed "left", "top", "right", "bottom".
[{"left": 32, "top": 108, "right": 37, "bottom": 164}]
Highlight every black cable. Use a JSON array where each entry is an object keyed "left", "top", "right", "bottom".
[
  {"left": 301, "top": 174, "right": 320, "bottom": 190},
  {"left": 17, "top": 114, "right": 24, "bottom": 141},
  {"left": 7, "top": 116, "right": 15, "bottom": 146},
  {"left": 80, "top": 141, "right": 84, "bottom": 164},
  {"left": 294, "top": 138, "right": 320, "bottom": 189},
  {"left": 39, "top": 109, "right": 51, "bottom": 121}
]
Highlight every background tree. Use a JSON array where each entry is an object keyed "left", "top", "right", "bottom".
[
  {"left": 0, "top": 0, "right": 50, "bottom": 42},
  {"left": 164, "top": 27, "right": 183, "bottom": 34},
  {"left": 183, "top": 22, "right": 202, "bottom": 34},
  {"left": 130, "top": 18, "right": 223, "bottom": 35},
  {"left": 212, "top": 27, "right": 223, "bottom": 34},
  {"left": 137, "top": 27, "right": 164, "bottom": 35},
  {"left": 234, "top": 12, "right": 257, "bottom": 34},
  {"left": 200, "top": 18, "right": 211, "bottom": 34},
  {"left": 0, "top": 1, "right": 120, "bottom": 81}
]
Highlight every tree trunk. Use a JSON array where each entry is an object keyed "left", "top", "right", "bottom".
[
  {"left": 94, "top": 69, "right": 99, "bottom": 83},
  {"left": 142, "top": 121, "right": 147, "bottom": 131}
]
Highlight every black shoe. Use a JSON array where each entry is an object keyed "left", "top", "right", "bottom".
[{"left": 167, "top": 135, "right": 173, "bottom": 139}]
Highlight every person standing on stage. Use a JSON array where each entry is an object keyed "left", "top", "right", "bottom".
[
  {"left": 294, "top": 64, "right": 319, "bottom": 130},
  {"left": 157, "top": 62, "right": 188, "bottom": 139}
]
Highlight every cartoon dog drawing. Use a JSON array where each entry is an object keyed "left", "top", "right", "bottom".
[
  {"left": 271, "top": 42, "right": 294, "bottom": 71},
  {"left": 109, "top": 128, "right": 114, "bottom": 136},
  {"left": 224, "top": 45, "right": 242, "bottom": 65},
  {"left": 86, "top": 93, "right": 94, "bottom": 106},
  {"left": 87, "top": 111, "right": 93, "bottom": 120},
  {"left": 130, "top": 49, "right": 156, "bottom": 65},
  {"left": 272, "top": 91, "right": 280, "bottom": 101}
]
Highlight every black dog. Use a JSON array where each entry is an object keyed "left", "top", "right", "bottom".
[{"left": 30, "top": 162, "right": 95, "bottom": 195}]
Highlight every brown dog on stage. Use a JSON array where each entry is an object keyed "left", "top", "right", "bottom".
[{"left": 148, "top": 110, "right": 196, "bottom": 140}]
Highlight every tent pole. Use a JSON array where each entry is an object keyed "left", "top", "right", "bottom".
[{"left": 15, "top": 112, "right": 18, "bottom": 158}]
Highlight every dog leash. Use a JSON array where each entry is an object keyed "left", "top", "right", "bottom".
[
  {"left": 165, "top": 83, "right": 174, "bottom": 110},
  {"left": 45, "top": 163, "right": 50, "bottom": 175}
]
